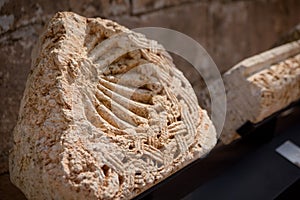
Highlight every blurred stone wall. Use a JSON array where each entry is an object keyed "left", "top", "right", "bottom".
[{"left": 1, "top": 0, "right": 300, "bottom": 173}]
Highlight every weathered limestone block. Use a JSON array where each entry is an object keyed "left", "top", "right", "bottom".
[
  {"left": 9, "top": 12, "right": 216, "bottom": 199},
  {"left": 220, "top": 40, "right": 300, "bottom": 144}
]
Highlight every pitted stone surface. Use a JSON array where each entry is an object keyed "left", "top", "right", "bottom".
[
  {"left": 9, "top": 12, "right": 216, "bottom": 199},
  {"left": 201, "top": 40, "right": 300, "bottom": 144}
]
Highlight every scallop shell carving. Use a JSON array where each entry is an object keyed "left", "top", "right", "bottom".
[{"left": 9, "top": 12, "right": 217, "bottom": 199}]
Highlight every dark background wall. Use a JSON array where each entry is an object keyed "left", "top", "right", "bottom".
[{"left": 1, "top": 0, "right": 300, "bottom": 174}]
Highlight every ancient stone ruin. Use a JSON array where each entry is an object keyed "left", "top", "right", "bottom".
[
  {"left": 9, "top": 12, "right": 216, "bottom": 199},
  {"left": 199, "top": 39, "right": 300, "bottom": 144}
]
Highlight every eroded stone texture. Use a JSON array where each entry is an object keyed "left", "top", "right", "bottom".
[
  {"left": 2, "top": 0, "right": 300, "bottom": 174},
  {"left": 247, "top": 53, "right": 300, "bottom": 123},
  {"left": 9, "top": 12, "right": 216, "bottom": 199},
  {"left": 207, "top": 40, "right": 300, "bottom": 144}
]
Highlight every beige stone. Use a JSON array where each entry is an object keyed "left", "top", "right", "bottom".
[
  {"left": 203, "top": 40, "right": 300, "bottom": 144},
  {"left": 9, "top": 12, "right": 216, "bottom": 199},
  {"left": 2, "top": 1, "right": 300, "bottom": 174}
]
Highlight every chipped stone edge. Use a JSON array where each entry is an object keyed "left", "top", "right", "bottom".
[{"left": 220, "top": 39, "right": 300, "bottom": 144}]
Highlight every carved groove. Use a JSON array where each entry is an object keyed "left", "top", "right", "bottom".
[{"left": 9, "top": 12, "right": 217, "bottom": 200}]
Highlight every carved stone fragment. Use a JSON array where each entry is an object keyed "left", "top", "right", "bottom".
[
  {"left": 220, "top": 40, "right": 300, "bottom": 143},
  {"left": 9, "top": 12, "right": 216, "bottom": 199}
]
